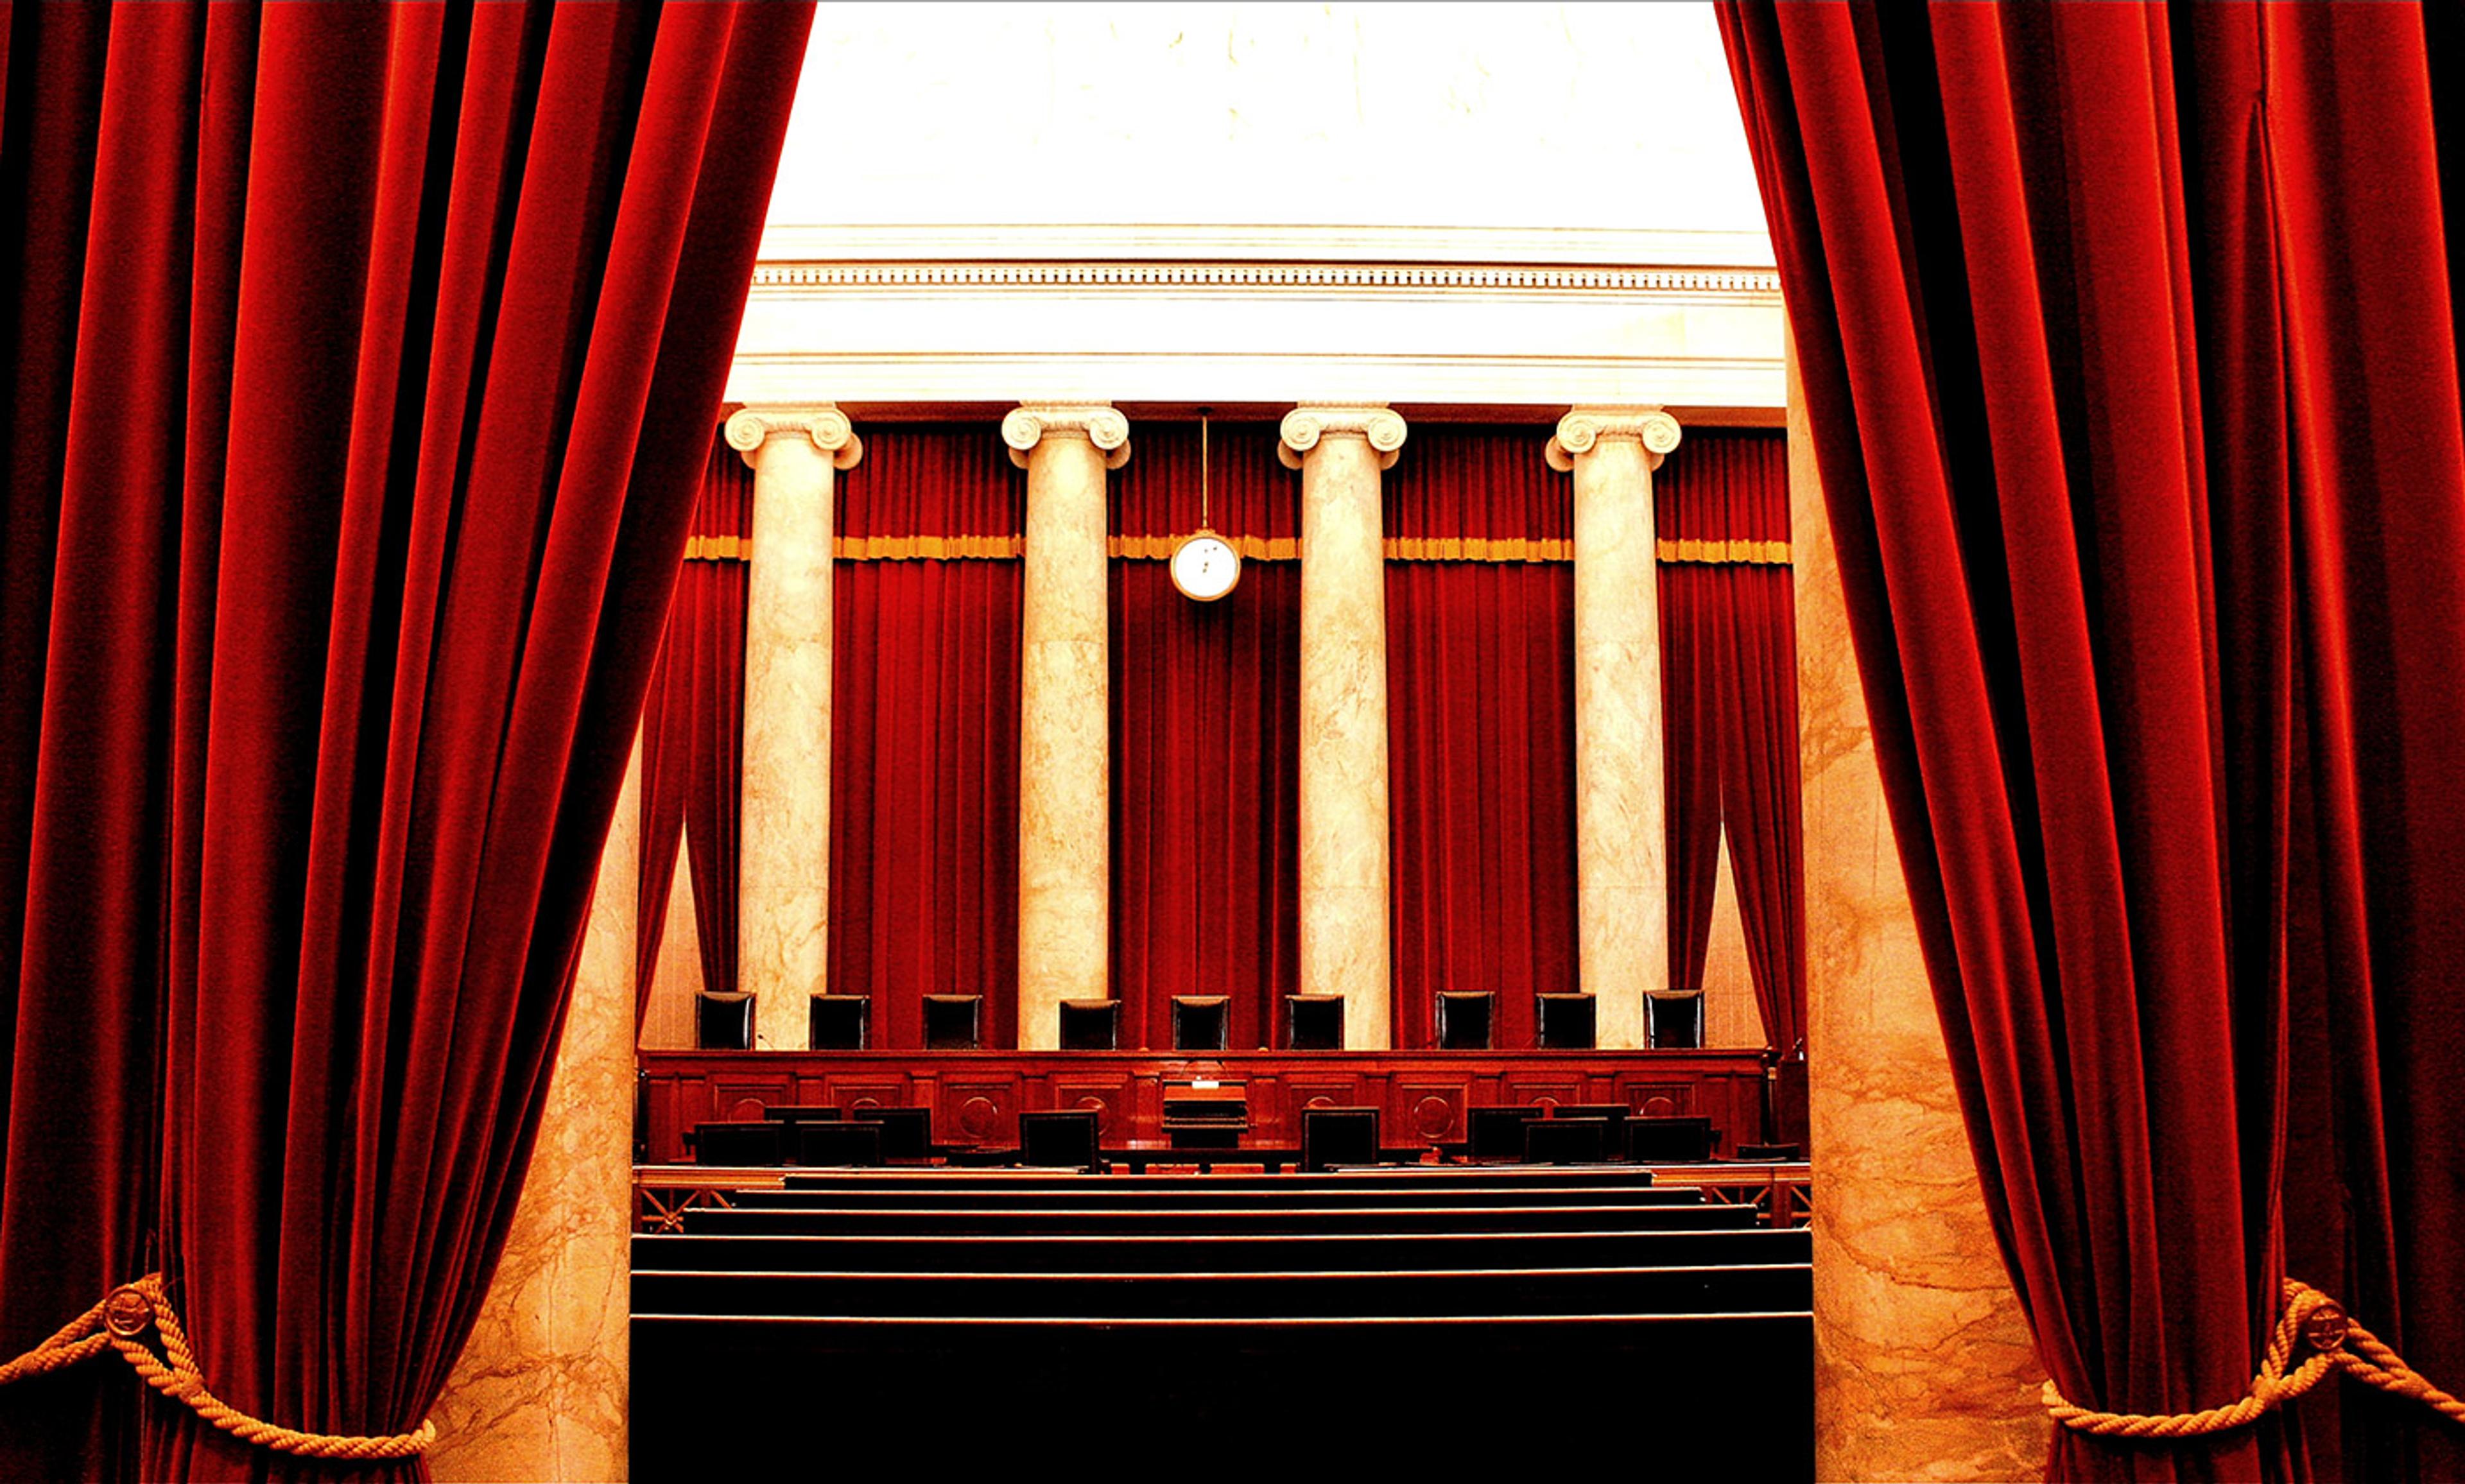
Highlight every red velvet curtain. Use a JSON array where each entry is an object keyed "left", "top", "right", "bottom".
[
  {"left": 0, "top": 4, "right": 809, "bottom": 1479},
  {"left": 1108, "top": 423, "right": 1300, "bottom": 1051},
  {"left": 1722, "top": 4, "right": 2465, "bottom": 1478},
  {"left": 1384, "top": 426, "right": 1580, "bottom": 1050},
  {"left": 829, "top": 426, "right": 1025, "bottom": 1049},
  {"left": 1657, "top": 431, "right": 1804, "bottom": 1057},
  {"left": 636, "top": 439, "right": 750, "bottom": 1022}
]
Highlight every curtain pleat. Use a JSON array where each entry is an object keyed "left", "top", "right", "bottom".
[
  {"left": 1107, "top": 424, "right": 1300, "bottom": 1050},
  {"left": 828, "top": 426, "right": 1025, "bottom": 1049},
  {"left": 1383, "top": 426, "right": 1579, "bottom": 1049},
  {"left": 1721, "top": 3, "right": 2465, "bottom": 1478},
  {"left": 0, "top": 4, "right": 811, "bottom": 1479}
]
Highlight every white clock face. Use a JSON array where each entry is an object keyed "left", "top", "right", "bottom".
[{"left": 1170, "top": 533, "right": 1241, "bottom": 601}]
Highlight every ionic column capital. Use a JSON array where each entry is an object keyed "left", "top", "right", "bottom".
[
  {"left": 1546, "top": 406, "right": 1682, "bottom": 473},
  {"left": 1003, "top": 402, "right": 1132, "bottom": 470},
  {"left": 1279, "top": 404, "right": 1408, "bottom": 472},
  {"left": 725, "top": 404, "right": 863, "bottom": 470}
]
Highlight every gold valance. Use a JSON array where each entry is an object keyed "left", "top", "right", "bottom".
[
  {"left": 1110, "top": 534, "right": 1301, "bottom": 561},
  {"left": 833, "top": 533, "right": 1025, "bottom": 560},
  {"left": 682, "top": 535, "right": 750, "bottom": 562},
  {"left": 1657, "top": 537, "right": 1792, "bottom": 566},
  {"left": 1383, "top": 536, "right": 1573, "bottom": 563}
]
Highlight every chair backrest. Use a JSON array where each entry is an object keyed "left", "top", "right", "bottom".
[
  {"left": 922, "top": 994, "right": 983, "bottom": 1050},
  {"left": 1646, "top": 992, "right": 1705, "bottom": 1049},
  {"left": 1523, "top": 1116, "right": 1610, "bottom": 1164},
  {"left": 692, "top": 1120, "right": 783, "bottom": 1166},
  {"left": 1437, "top": 990, "right": 1494, "bottom": 1050},
  {"left": 1535, "top": 992, "right": 1597, "bottom": 1049},
  {"left": 807, "top": 993, "right": 870, "bottom": 1050},
  {"left": 761, "top": 1104, "right": 843, "bottom": 1125},
  {"left": 1627, "top": 1115, "right": 1717, "bottom": 1163},
  {"left": 1300, "top": 1107, "right": 1381, "bottom": 1172},
  {"left": 1733, "top": 1142, "right": 1803, "bottom": 1162},
  {"left": 1057, "top": 998, "right": 1119, "bottom": 1051},
  {"left": 1284, "top": 993, "right": 1344, "bottom": 1051},
  {"left": 796, "top": 1120, "right": 884, "bottom": 1168},
  {"left": 1551, "top": 1103, "right": 1631, "bottom": 1130},
  {"left": 695, "top": 991, "right": 756, "bottom": 1051},
  {"left": 852, "top": 1106, "right": 931, "bottom": 1159},
  {"left": 1171, "top": 995, "right": 1229, "bottom": 1051},
  {"left": 1466, "top": 1104, "right": 1544, "bottom": 1160},
  {"left": 1018, "top": 1110, "right": 1101, "bottom": 1170}
]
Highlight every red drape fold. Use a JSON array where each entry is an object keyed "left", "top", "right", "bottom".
[
  {"left": 1383, "top": 427, "right": 1579, "bottom": 1050},
  {"left": 0, "top": 5, "right": 811, "bottom": 1480},
  {"left": 1107, "top": 424, "right": 1300, "bottom": 1050},
  {"left": 637, "top": 440, "right": 750, "bottom": 1024},
  {"left": 829, "top": 426, "right": 1025, "bottom": 1049},
  {"left": 1722, "top": 3, "right": 2465, "bottom": 1478},
  {"left": 1657, "top": 431, "right": 1805, "bottom": 1058}
]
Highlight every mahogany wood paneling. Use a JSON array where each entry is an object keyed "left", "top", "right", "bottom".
[{"left": 637, "top": 1049, "right": 1771, "bottom": 1162}]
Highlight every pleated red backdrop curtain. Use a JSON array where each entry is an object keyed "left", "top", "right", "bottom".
[
  {"left": 1108, "top": 423, "right": 1300, "bottom": 1051},
  {"left": 829, "top": 426, "right": 1026, "bottom": 1049},
  {"left": 0, "top": 4, "right": 810, "bottom": 1480},
  {"left": 1384, "top": 426, "right": 1580, "bottom": 1050},
  {"left": 1657, "top": 430, "right": 1804, "bottom": 1058},
  {"left": 1722, "top": 4, "right": 2465, "bottom": 1478},
  {"left": 636, "top": 438, "right": 750, "bottom": 1022}
]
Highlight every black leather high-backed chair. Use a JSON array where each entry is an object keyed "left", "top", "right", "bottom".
[
  {"left": 1466, "top": 1105, "right": 1544, "bottom": 1160},
  {"left": 796, "top": 1119, "right": 884, "bottom": 1168},
  {"left": 1301, "top": 1107, "right": 1381, "bottom": 1171},
  {"left": 923, "top": 994, "right": 983, "bottom": 1050},
  {"left": 1058, "top": 999, "right": 1119, "bottom": 1051},
  {"left": 1552, "top": 1103, "right": 1631, "bottom": 1143},
  {"left": 1734, "top": 1142, "right": 1803, "bottom": 1162},
  {"left": 1017, "top": 1110, "right": 1103, "bottom": 1171},
  {"left": 808, "top": 993, "right": 870, "bottom": 1049},
  {"left": 1647, "top": 992, "right": 1705, "bottom": 1049},
  {"left": 1535, "top": 992, "right": 1597, "bottom": 1049},
  {"left": 761, "top": 1105, "right": 842, "bottom": 1126},
  {"left": 1285, "top": 994, "right": 1344, "bottom": 1051},
  {"left": 853, "top": 1106, "right": 932, "bottom": 1160},
  {"left": 1437, "top": 990, "right": 1494, "bottom": 1050},
  {"left": 695, "top": 990, "right": 756, "bottom": 1050},
  {"left": 1523, "top": 1116, "right": 1611, "bottom": 1164},
  {"left": 1171, "top": 995, "right": 1229, "bottom": 1051},
  {"left": 691, "top": 1120, "right": 783, "bottom": 1166},
  {"left": 1627, "top": 1114, "right": 1717, "bottom": 1163}
]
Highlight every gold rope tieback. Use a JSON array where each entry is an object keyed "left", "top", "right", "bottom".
[
  {"left": 2042, "top": 1279, "right": 2465, "bottom": 1440},
  {"left": 0, "top": 1274, "right": 435, "bottom": 1461}
]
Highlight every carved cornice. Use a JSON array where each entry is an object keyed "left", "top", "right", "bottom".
[
  {"left": 724, "top": 404, "right": 863, "bottom": 471},
  {"left": 750, "top": 260, "right": 1782, "bottom": 297},
  {"left": 1546, "top": 406, "right": 1682, "bottom": 473},
  {"left": 1277, "top": 404, "right": 1409, "bottom": 472},
  {"left": 1001, "top": 402, "right": 1132, "bottom": 470}
]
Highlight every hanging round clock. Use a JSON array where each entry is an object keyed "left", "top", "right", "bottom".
[
  {"left": 1170, "top": 409, "right": 1241, "bottom": 601},
  {"left": 1170, "top": 529, "right": 1241, "bottom": 601}
]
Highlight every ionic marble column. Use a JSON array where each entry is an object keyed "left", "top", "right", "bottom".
[
  {"left": 1006, "top": 403, "right": 1130, "bottom": 1049},
  {"left": 429, "top": 735, "right": 641, "bottom": 1482},
  {"left": 727, "top": 404, "right": 861, "bottom": 1051},
  {"left": 1281, "top": 404, "right": 1406, "bottom": 1051},
  {"left": 1548, "top": 407, "right": 1681, "bottom": 1051},
  {"left": 1790, "top": 344, "right": 2048, "bottom": 1480}
]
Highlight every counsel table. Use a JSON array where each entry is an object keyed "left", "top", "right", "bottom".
[{"left": 947, "top": 1141, "right": 1435, "bottom": 1173}]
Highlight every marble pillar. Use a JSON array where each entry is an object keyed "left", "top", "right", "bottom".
[
  {"left": 1006, "top": 403, "right": 1129, "bottom": 1049},
  {"left": 727, "top": 404, "right": 861, "bottom": 1051},
  {"left": 1548, "top": 408, "right": 1679, "bottom": 1050},
  {"left": 1281, "top": 404, "right": 1406, "bottom": 1051},
  {"left": 429, "top": 736, "right": 641, "bottom": 1482},
  {"left": 1792, "top": 345, "right": 2050, "bottom": 1480}
]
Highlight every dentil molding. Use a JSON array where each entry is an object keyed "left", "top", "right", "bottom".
[
  {"left": 1546, "top": 406, "right": 1682, "bottom": 472},
  {"left": 1278, "top": 404, "right": 1410, "bottom": 472},
  {"left": 725, "top": 404, "right": 864, "bottom": 470}
]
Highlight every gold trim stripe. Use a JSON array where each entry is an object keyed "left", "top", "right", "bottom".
[
  {"left": 1657, "top": 537, "right": 1792, "bottom": 565},
  {"left": 682, "top": 535, "right": 750, "bottom": 561},
  {"left": 1383, "top": 536, "right": 1572, "bottom": 563},
  {"left": 1110, "top": 535, "right": 1301, "bottom": 561},
  {"left": 834, "top": 533, "right": 1025, "bottom": 560}
]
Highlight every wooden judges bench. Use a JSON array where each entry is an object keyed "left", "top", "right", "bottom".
[{"left": 637, "top": 1048, "right": 1774, "bottom": 1164}]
